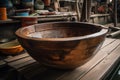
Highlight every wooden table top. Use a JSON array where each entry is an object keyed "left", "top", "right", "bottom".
[{"left": 1, "top": 38, "right": 120, "bottom": 80}]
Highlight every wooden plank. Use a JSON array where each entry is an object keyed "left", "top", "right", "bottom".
[
  {"left": 8, "top": 57, "right": 36, "bottom": 69},
  {"left": 0, "top": 60, "right": 6, "bottom": 66},
  {"left": 59, "top": 0, "right": 76, "bottom": 2},
  {"left": 18, "top": 62, "right": 47, "bottom": 79},
  {"left": 13, "top": 12, "right": 77, "bottom": 18},
  {"left": 4, "top": 53, "right": 29, "bottom": 62},
  {"left": 100, "top": 39, "right": 120, "bottom": 54},
  {"left": 0, "top": 19, "right": 20, "bottom": 24},
  {"left": 56, "top": 39, "right": 120, "bottom": 80},
  {"left": 90, "top": 14, "right": 110, "bottom": 18},
  {"left": 19, "top": 63, "right": 67, "bottom": 80},
  {"left": 101, "top": 38, "right": 115, "bottom": 48},
  {"left": 80, "top": 42, "right": 120, "bottom": 80},
  {"left": 12, "top": 59, "right": 71, "bottom": 80}
]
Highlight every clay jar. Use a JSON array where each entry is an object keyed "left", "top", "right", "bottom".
[{"left": 0, "top": 7, "right": 7, "bottom": 20}]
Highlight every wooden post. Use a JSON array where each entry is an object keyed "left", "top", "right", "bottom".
[
  {"left": 76, "top": 0, "right": 80, "bottom": 21},
  {"left": 113, "top": 0, "right": 117, "bottom": 27},
  {"left": 80, "top": 0, "right": 92, "bottom": 22},
  {"left": 80, "top": 0, "right": 87, "bottom": 22},
  {"left": 87, "top": 0, "right": 92, "bottom": 21},
  {"left": 54, "top": 0, "right": 60, "bottom": 11}
]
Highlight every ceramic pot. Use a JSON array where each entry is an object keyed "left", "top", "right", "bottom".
[
  {"left": 0, "top": 7, "right": 7, "bottom": 20},
  {"left": 21, "top": 0, "right": 34, "bottom": 8},
  {"left": 35, "top": 0, "right": 44, "bottom": 10}
]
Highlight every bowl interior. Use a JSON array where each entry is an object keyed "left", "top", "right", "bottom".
[{"left": 19, "top": 22, "right": 102, "bottom": 39}]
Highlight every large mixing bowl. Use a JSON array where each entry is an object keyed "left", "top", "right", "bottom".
[{"left": 15, "top": 22, "right": 108, "bottom": 69}]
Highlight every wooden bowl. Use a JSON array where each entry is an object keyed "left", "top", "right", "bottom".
[
  {"left": 0, "top": 39, "right": 24, "bottom": 54},
  {"left": 15, "top": 22, "right": 108, "bottom": 69}
]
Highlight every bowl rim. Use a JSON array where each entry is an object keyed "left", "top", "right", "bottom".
[{"left": 15, "top": 22, "right": 108, "bottom": 41}]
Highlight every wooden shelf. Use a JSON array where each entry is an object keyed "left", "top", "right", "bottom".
[{"left": 0, "top": 19, "right": 20, "bottom": 24}]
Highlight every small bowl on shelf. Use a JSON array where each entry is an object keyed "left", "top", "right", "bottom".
[
  {"left": 15, "top": 9, "right": 30, "bottom": 16},
  {"left": 0, "top": 39, "right": 24, "bottom": 54}
]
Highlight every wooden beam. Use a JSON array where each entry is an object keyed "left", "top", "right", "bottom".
[
  {"left": 80, "top": 0, "right": 92, "bottom": 22},
  {"left": 113, "top": 0, "right": 118, "bottom": 27}
]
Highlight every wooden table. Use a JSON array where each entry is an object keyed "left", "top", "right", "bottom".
[{"left": 1, "top": 38, "right": 120, "bottom": 80}]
